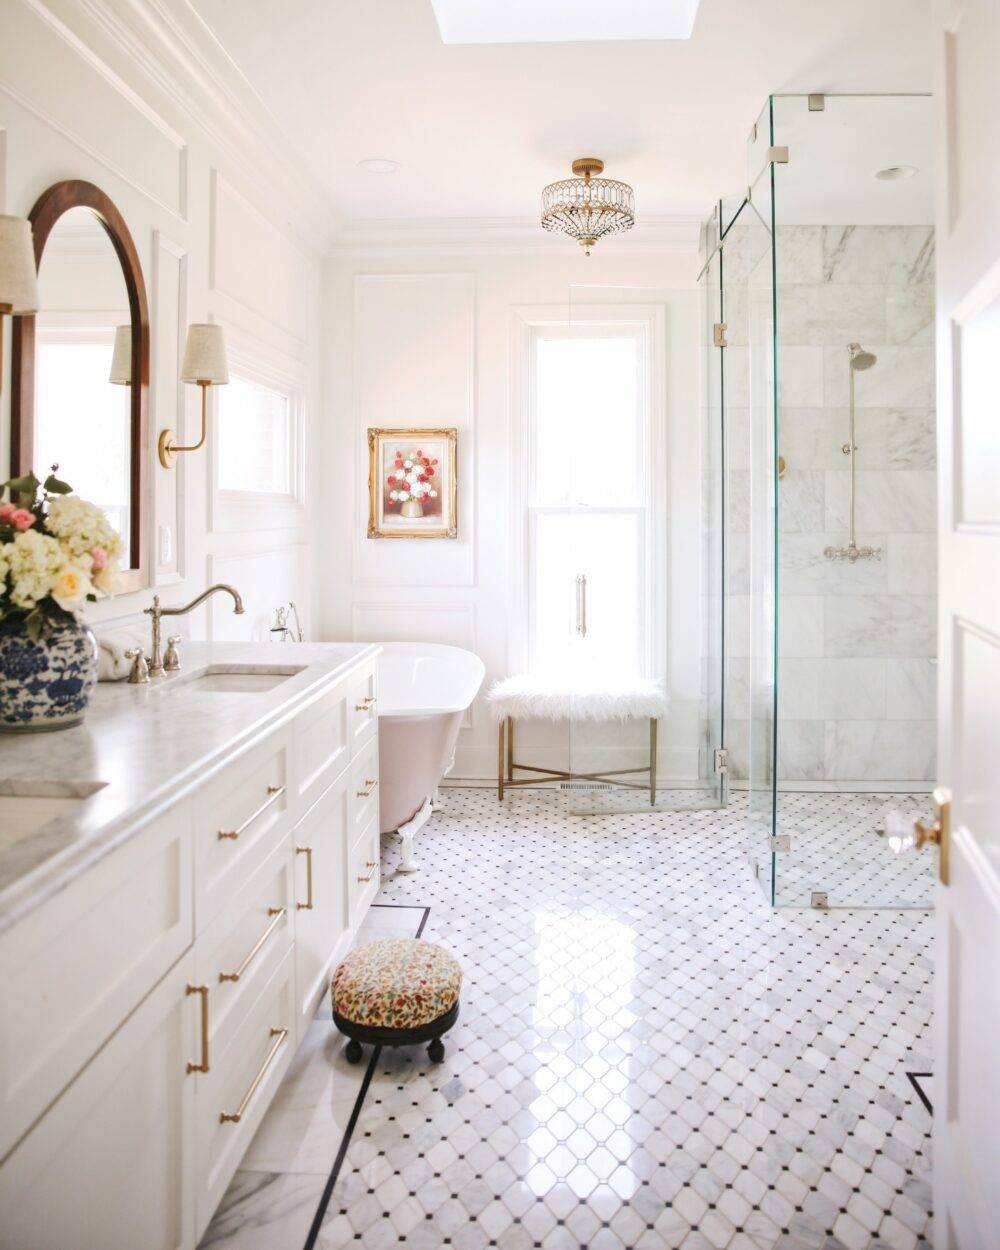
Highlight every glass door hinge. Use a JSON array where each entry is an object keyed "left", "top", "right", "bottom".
[
  {"left": 808, "top": 94, "right": 825, "bottom": 112},
  {"left": 810, "top": 891, "right": 828, "bottom": 909},
  {"left": 713, "top": 747, "right": 729, "bottom": 773},
  {"left": 713, "top": 323, "right": 728, "bottom": 349},
  {"left": 769, "top": 834, "right": 790, "bottom": 853},
  {"left": 767, "top": 145, "right": 789, "bottom": 165}
]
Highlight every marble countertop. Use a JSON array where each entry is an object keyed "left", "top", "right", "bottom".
[{"left": 0, "top": 641, "right": 380, "bottom": 935}]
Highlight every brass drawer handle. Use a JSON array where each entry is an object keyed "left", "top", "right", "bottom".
[
  {"left": 356, "top": 778, "right": 378, "bottom": 798},
  {"left": 186, "top": 984, "right": 210, "bottom": 1074},
  {"left": 295, "top": 845, "right": 314, "bottom": 910},
  {"left": 218, "top": 784, "right": 285, "bottom": 841},
  {"left": 357, "top": 866, "right": 377, "bottom": 884},
  {"left": 355, "top": 695, "right": 376, "bottom": 712},
  {"left": 219, "top": 1027, "right": 288, "bottom": 1124},
  {"left": 219, "top": 908, "right": 286, "bottom": 983}
]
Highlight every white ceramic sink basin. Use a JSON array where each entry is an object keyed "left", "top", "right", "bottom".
[{"left": 158, "top": 665, "right": 306, "bottom": 695}]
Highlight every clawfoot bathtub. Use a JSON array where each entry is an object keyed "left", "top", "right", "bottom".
[{"left": 377, "top": 643, "right": 484, "bottom": 871}]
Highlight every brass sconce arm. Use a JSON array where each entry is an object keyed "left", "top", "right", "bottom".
[{"left": 159, "top": 380, "right": 211, "bottom": 468}]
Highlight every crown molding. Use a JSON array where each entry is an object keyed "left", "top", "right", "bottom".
[
  {"left": 328, "top": 214, "right": 702, "bottom": 257},
  {"left": 36, "top": 0, "right": 337, "bottom": 255}
]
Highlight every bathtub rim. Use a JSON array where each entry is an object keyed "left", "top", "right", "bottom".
[{"left": 376, "top": 642, "right": 485, "bottom": 717}]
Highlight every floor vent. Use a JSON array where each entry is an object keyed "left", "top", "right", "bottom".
[{"left": 560, "top": 782, "right": 614, "bottom": 792}]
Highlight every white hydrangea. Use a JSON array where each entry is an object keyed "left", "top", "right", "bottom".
[
  {"left": 6, "top": 530, "right": 66, "bottom": 609},
  {"left": 45, "top": 496, "right": 122, "bottom": 562}
]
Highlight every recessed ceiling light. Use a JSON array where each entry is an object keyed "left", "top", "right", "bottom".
[
  {"left": 875, "top": 165, "right": 918, "bottom": 181},
  {"left": 358, "top": 158, "right": 400, "bottom": 174}
]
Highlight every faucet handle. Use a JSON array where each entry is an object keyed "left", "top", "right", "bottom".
[
  {"left": 125, "top": 648, "right": 150, "bottom": 685},
  {"left": 164, "top": 636, "right": 181, "bottom": 672}
]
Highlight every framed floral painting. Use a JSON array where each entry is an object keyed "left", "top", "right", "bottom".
[{"left": 367, "top": 428, "right": 458, "bottom": 538}]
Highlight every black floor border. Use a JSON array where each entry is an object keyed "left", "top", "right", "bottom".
[
  {"left": 301, "top": 902, "right": 431, "bottom": 1248},
  {"left": 907, "top": 1071, "right": 933, "bottom": 1114}
]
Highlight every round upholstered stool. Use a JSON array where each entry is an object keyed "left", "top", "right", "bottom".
[{"left": 331, "top": 938, "right": 461, "bottom": 1065}]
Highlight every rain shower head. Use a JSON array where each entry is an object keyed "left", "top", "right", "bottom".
[{"left": 848, "top": 342, "right": 877, "bottom": 370}]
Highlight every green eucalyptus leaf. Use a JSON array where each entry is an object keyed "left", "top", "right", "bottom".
[{"left": 42, "top": 473, "right": 73, "bottom": 495}]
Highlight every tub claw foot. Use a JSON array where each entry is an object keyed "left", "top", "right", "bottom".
[{"left": 397, "top": 831, "right": 420, "bottom": 874}]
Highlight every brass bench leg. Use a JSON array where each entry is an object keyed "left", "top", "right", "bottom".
[
  {"left": 506, "top": 716, "right": 514, "bottom": 783},
  {"left": 498, "top": 718, "right": 505, "bottom": 801},
  {"left": 649, "top": 718, "right": 658, "bottom": 805}
]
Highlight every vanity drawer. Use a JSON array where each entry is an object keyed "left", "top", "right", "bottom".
[
  {"left": 0, "top": 803, "right": 193, "bottom": 1162},
  {"left": 348, "top": 663, "right": 378, "bottom": 752},
  {"left": 292, "top": 678, "right": 350, "bottom": 811},
  {"left": 193, "top": 841, "right": 294, "bottom": 1064},
  {"left": 194, "top": 729, "right": 291, "bottom": 933},
  {"left": 350, "top": 735, "right": 380, "bottom": 836},
  {"left": 348, "top": 820, "right": 380, "bottom": 926},
  {"left": 195, "top": 950, "right": 295, "bottom": 1239}
]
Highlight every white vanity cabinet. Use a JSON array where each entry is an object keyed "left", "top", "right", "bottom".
[{"left": 0, "top": 648, "right": 379, "bottom": 1250}]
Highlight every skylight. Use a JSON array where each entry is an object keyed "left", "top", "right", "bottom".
[{"left": 429, "top": 0, "right": 702, "bottom": 45}]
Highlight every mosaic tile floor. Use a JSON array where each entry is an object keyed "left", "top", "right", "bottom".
[{"left": 201, "top": 788, "right": 933, "bottom": 1250}]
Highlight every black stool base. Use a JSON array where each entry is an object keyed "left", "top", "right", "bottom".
[{"left": 334, "top": 1001, "right": 459, "bottom": 1065}]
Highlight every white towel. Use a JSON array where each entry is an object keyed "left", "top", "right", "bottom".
[{"left": 95, "top": 627, "right": 146, "bottom": 682}]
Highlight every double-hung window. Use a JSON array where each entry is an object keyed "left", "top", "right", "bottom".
[{"left": 526, "top": 320, "right": 652, "bottom": 677}]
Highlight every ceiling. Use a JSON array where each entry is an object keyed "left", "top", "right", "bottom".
[{"left": 190, "top": 0, "right": 932, "bottom": 232}]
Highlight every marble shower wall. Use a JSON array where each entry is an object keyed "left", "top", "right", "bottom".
[{"left": 726, "top": 224, "right": 937, "bottom": 785}]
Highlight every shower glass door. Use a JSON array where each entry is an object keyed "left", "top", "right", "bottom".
[{"left": 552, "top": 282, "right": 726, "bottom": 812}]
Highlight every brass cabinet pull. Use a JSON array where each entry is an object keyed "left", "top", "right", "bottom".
[
  {"left": 356, "top": 778, "right": 378, "bottom": 798},
  {"left": 186, "top": 984, "right": 210, "bottom": 1074},
  {"left": 219, "top": 908, "right": 286, "bottom": 983},
  {"left": 219, "top": 1027, "right": 288, "bottom": 1124},
  {"left": 295, "top": 845, "right": 314, "bottom": 910},
  {"left": 914, "top": 785, "right": 951, "bottom": 886},
  {"left": 218, "top": 784, "right": 285, "bottom": 840},
  {"left": 357, "top": 866, "right": 377, "bottom": 884},
  {"left": 355, "top": 695, "right": 376, "bottom": 712}
]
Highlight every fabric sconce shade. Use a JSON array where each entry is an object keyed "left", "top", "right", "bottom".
[
  {"left": 181, "top": 323, "right": 228, "bottom": 385},
  {"left": 0, "top": 215, "right": 39, "bottom": 314},
  {"left": 109, "top": 324, "right": 132, "bottom": 385}
]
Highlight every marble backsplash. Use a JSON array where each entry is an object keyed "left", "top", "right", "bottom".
[{"left": 724, "top": 223, "right": 937, "bottom": 785}]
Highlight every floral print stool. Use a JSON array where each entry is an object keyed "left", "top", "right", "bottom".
[{"left": 331, "top": 937, "right": 461, "bottom": 1065}]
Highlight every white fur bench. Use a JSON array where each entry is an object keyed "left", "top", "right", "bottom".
[{"left": 487, "top": 674, "right": 670, "bottom": 803}]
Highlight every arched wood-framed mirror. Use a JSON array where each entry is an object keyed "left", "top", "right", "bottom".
[{"left": 11, "top": 180, "right": 150, "bottom": 593}]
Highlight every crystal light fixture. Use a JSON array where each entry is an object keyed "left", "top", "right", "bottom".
[{"left": 541, "top": 158, "right": 635, "bottom": 255}]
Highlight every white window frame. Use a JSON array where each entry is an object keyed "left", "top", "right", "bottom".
[
  {"left": 209, "top": 328, "right": 307, "bottom": 533},
  {"left": 509, "top": 304, "right": 667, "bottom": 679}
]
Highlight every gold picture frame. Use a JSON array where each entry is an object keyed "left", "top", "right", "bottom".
[{"left": 367, "top": 428, "right": 458, "bottom": 538}]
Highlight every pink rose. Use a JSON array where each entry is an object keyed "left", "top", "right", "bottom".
[
  {"left": 10, "top": 509, "right": 35, "bottom": 531},
  {"left": 0, "top": 504, "right": 14, "bottom": 522},
  {"left": 90, "top": 546, "right": 108, "bottom": 570}
]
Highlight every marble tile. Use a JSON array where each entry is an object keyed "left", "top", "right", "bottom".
[
  {"left": 887, "top": 409, "right": 937, "bottom": 470},
  {"left": 824, "top": 596, "right": 892, "bottom": 658},
  {"left": 198, "top": 1170, "right": 327, "bottom": 1249},
  {"left": 781, "top": 534, "right": 888, "bottom": 596},
  {"left": 780, "top": 408, "right": 888, "bottom": 472},
  {"left": 778, "top": 595, "right": 825, "bottom": 657},
  {"left": 726, "top": 530, "right": 751, "bottom": 596},
  {"left": 778, "top": 658, "right": 824, "bottom": 719},
  {"left": 726, "top": 594, "right": 751, "bottom": 658},
  {"left": 824, "top": 720, "right": 936, "bottom": 782},
  {"left": 823, "top": 344, "right": 935, "bottom": 409},
  {"left": 775, "top": 225, "right": 824, "bottom": 284},
  {"left": 890, "top": 597, "right": 937, "bottom": 659},
  {"left": 887, "top": 533, "right": 937, "bottom": 595},
  {"left": 821, "top": 226, "right": 934, "bottom": 286},
  {"left": 776, "top": 719, "right": 825, "bottom": 779},
  {"left": 820, "top": 659, "right": 887, "bottom": 720},
  {"left": 728, "top": 468, "right": 751, "bottom": 532},
  {"left": 886, "top": 285, "right": 935, "bottom": 345},
  {"left": 777, "top": 468, "right": 825, "bottom": 533},
  {"left": 886, "top": 659, "right": 937, "bottom": 720},
  {"left": 825, "top": 470, "right": 936, "bottom": 534},
  {"left": 779, "top": 345, "right": 825, "bottom": 407},
  {"left": 725, "top": 659, "right": 750, "bottom": 719},
  {"left": 778, "top": 283, "right": 886, "bottom": 347}
]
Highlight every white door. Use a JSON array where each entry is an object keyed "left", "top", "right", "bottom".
[{"left": 931, "top": 0, "right": 1000, "bottom": 1244}]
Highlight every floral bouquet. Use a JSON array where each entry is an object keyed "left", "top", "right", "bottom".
[
  {"left": 386, "top": 447, "right": 440, "bottom": 515},
  {"left": 0, "top": 468, "right": 122, "bottom": 641}
]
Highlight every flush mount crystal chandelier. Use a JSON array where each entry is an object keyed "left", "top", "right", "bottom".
[{"left": 540, "top": 157, "right": 635, "bottom": 256}]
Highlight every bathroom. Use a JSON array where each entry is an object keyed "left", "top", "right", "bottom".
[{"left": 0, "top": 2, "right": 997, "bottom": 1248}]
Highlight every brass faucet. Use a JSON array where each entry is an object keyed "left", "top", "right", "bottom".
[{"left": 144, "top": 584, "right": 245, "bottom": 677}]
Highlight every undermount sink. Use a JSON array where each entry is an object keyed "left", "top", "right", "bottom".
[
  {"left": 158, "top": 665, "right": 306, "bottom": 695},
  {"left": 0, "top": 780, "right": 108, "bottom": 851}
]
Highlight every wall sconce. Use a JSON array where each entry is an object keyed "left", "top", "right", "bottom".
[
  {"left": 0, "top": 214, "right": 39, "bottom": 401},
  {"left": 158, "top": 323, "right": 229, "bottom": 468},
  {"left": 109, "top": 324, "right": 132, "bottom": 385}
]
